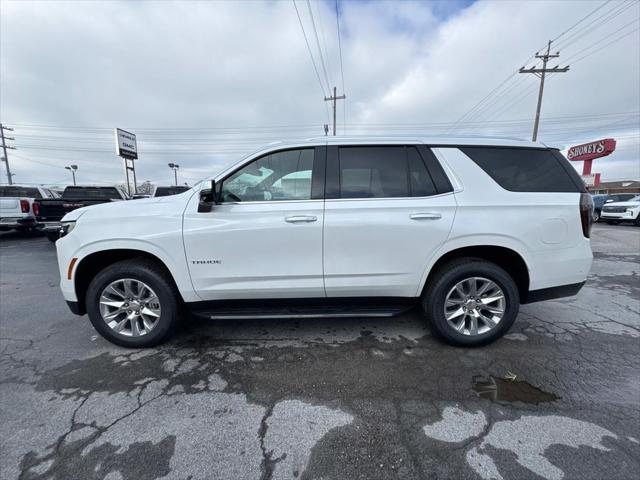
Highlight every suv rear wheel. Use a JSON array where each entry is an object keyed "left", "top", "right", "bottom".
[
  {"left": 86, "top": 259, "right": 179, "bottom": 347},
  {"left": 422, "top": 258, "right": 519, "bottom": 346}
]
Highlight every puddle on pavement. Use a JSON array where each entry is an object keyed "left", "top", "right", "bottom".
[{"left": 472, "top": 375, "right": 560, "bottom": 404}]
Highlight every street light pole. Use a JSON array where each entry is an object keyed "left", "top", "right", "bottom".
[
  {"left": 168, "top": 163, "right": 180, "bottom": 186},
  {"left": 65, "top": 165, "right": 78, "bottom": 186}
]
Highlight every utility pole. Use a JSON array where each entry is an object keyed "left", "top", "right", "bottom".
[
  {"left": 0, "top": 123, "right": 16, "bottom": 185},
  {"left": 519, "top": 40, "right": 569, "bottom": 141},
  {"left": 324, "top": 86, "right": 346, "bottom": 136}
]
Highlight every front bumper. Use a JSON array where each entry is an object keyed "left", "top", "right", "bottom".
[
  {"left": 601, "top": 211, "right": 637, "bottom": 220},
  {"left": 66, "top": 300, "right": 86, "bottom": 316}
]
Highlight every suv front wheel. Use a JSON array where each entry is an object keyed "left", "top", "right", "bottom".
[
  {"left": 86, "top": 259, "right": 179, "bottom": 347},
  {"left": 423, "top": 258, "right": 519, "bottom": 346}
]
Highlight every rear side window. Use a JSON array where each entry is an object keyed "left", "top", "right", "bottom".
[
  {"left": 339, "top": 146, "right": 407, "bottom": 198},
  {"left": 460, "top": 147, "right": 585, "bottom": 193},
  {"left": 337, "top": 146, "right": 439, "bottom": 199},
  {"left": 408, "top": 147, "right": 437, "bottom": 197},
  {"left": 0, "top": 186, "right": 41, "bottom": 198}
]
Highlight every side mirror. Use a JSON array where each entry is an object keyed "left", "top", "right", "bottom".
[{"left": 198, "top": 180, "right": 218, "bottom": 212}]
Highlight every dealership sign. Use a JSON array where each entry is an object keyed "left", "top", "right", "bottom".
[
  {"left": 567, "top": 138, "right": 616, "bottom": 162},
  {"left": 115, "top": 128, "right": 138, "bottom": 160}
]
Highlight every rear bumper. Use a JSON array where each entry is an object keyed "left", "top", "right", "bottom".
[
  {"left": 0, "top": 217, "right": 37, "bottom": 228},
  {"left": 40, "top": 221, "right": 63, "bottom": 232},
  {"left": 522, "top": 281, "right": 585, "bottom": 304}
]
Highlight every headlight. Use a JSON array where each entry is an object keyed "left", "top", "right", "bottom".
[{"left": 60, "top": 221, "right": 76, "bottom": 236}]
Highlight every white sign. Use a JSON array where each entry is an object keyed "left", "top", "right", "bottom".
[
  {"left": 115, "top": 128, "right": 138, "bottom": 159},
  {"left": 580, "top": 173, "right": 601, "bottom": 187}
]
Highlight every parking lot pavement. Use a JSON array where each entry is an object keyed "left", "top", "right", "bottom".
[{"left": 1, "top": 224, "right": 639, "bottom": 480}]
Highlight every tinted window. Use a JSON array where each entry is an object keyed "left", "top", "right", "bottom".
[
  {"left": 408, "top": 147, "right": 437, "bottom": 197},
  {"left": 155, "top": 186, "right": 189, "bottom": 197},
  {"left": 339, "top": 146, "right": 408, "bottom": 198},
  {"left": 221, "top": 149, "right": 314, "bottom": 202},
  {"left": 0, "top": 186, "right": 41, "bottom": 198},
  {"left": 63, "top": 187, "right": 123, "bottom": 200},
  {"left": 461, "top": 147, "right": 584, "bottom": 193}
]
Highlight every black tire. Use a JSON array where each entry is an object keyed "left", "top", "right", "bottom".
[
  {"left": 46, "top": 232, "right": 59, "bottom": 243},
  {"left": 606, "top": 220, "right": 620, "bottom": 225},
  {"left": 635, "top": 216, "right": 640, "bottom": 227},
  {"left": 422, "top": 257, "right": 519, "bottom": 347},
  {"left": 592, "top": 209, "right": 601, "bottom": 222},
  {"left": 86, "top": 259, "right": 179, "bottom": 347}
]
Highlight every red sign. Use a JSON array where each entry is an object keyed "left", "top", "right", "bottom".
[{"left": 567, "top": 138, "right": 616, "bottom": 162}]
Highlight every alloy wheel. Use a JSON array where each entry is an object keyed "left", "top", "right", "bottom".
[
  {"left": 99, "top": 278, "right": 161, "bottom": 337},
  {"left": 444, "top": 276, "right": 506, "bottom": 336}
]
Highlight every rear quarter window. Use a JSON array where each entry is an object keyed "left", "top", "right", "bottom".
[{"left": 460, "top": 147, "right": 585, "bottom": 193}]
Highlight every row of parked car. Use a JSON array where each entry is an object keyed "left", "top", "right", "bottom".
[
  {"left": 0, "top": 184, "right": 189, "bottom": 241},
  {"left": 592, "top": 192, "right": 640, "bottom": 225}
]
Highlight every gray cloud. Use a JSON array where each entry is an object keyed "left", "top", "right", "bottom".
[{"left": 1, "top": 0, "right": 638, "bottom": 186}]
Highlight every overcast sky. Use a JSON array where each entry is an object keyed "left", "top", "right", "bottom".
[{"left": 1, "top": 0, "right": 638, "bottom": 187}]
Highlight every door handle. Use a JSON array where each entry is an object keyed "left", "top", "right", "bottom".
[
  {"left": 410, "top": 212, "right": 442, "bottom": 220},
  {"left": 285, "top": 215, "right": 318, "bottom": 223}
]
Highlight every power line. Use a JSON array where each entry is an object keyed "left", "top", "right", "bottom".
[
  {"left": 306, "top": 0, "right": 331, "bottom": 93},
  {"left": 292, "top": 0, "right": 330, "bottom": 123},
  {"left": 564, "top": 22, "right": 639, "bottom": 65},
  {"left": 551, "top": 0, "right": 612, "bottom": 43},
  {"left": 554, "top": 0, "right": 636, "bottom": 51}
]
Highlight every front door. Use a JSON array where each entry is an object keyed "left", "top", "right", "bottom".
[
  {"left": 182, "top": 147, "right": 326, "bottom": 301},
  {"left": 323, "top": 145, "right": 456, "bottom": 297}
]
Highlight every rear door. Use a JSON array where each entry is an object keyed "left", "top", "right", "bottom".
[
  {"left": 323, "top": 144, "right": 456, "bottom": 297},
  {"left": 182, "top": 146, "right": 326, "bottom": 300}
]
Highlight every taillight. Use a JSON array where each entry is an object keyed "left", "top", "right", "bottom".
[
  {"left": 580, "top": 193, "right": 594, "bottom": 238},
  {"left": 20, "top": 199, "right": 30, "bottom": 213},
  {"left": 32, "top": 202, "right": 40, "bottom": 216}
]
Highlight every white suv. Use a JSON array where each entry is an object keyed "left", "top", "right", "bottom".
[
  {"left": 56, "top": 137, "right": 593, "bottom": 347},
  {"left": 601, "top": 195, "right": 640, "bottom": 226}
]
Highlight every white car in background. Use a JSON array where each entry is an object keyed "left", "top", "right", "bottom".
[
  {"left": 55, "top": 136, "right": 594, "bottom": 348},
  {"left": 0, "top": 185, "right": 59, "bottom": 232},
  {"left": 601, "top": 195, "right": 640, "bottom": 226}
]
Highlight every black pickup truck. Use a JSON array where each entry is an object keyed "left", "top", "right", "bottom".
[{"left": 35, "top": 186, "right": 129, "bottom": 242}]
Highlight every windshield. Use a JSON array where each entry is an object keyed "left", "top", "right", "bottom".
[{"left": 630, "top": 195, "right": 640, "bottom": 202}]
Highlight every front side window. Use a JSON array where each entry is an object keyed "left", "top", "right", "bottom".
[{"left": 220, "top": 149, "right": 314, "bottom": 202}]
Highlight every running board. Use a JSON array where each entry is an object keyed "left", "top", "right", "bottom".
[{"left": 188, "top": 298, "right": 416, "bottom": 321}]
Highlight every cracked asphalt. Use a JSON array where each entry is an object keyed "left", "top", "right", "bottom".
[{"left": 1, "top": 223, "right": 639, "bottom": 480}]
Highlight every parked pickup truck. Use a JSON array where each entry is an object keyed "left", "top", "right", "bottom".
[
  {"left": 35, "top": 185, "right": 129, "bottom": 242},
  {"left": 0, "top": 185, "right": 59, "bottom": 233}
]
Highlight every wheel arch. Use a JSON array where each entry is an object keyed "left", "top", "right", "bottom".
[
  {"left": 420, "top": 245, "right": 530, "bottom": 301},
  {"left": 74, "top": 249, "right": 184, "bottom": 315}
]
